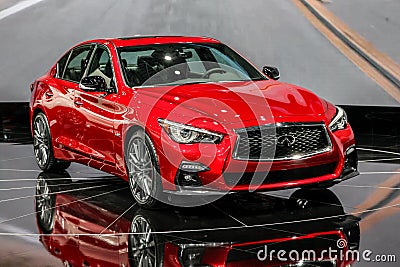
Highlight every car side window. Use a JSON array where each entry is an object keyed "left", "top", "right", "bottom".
[
  {"left": 56, "top": 52, "right": 70, "bottom": 78},
  {"left": 63, "top": 45, "right": 93, "bottom": 83},
  {"left": 86, "top": 46, "right": 115, "bottom": 89}
]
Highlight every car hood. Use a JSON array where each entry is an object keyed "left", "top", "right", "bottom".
[{"left": 137, "top": 80, "right": 329, "bottom": 130}]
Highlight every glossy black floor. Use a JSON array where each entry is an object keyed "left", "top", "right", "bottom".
[{"left": 0, "top": 103, "right": 399, "bottom": 266}]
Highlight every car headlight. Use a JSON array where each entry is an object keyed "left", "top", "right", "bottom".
[
  {"left": 158, "top": 119, "right": 224, "bottom": 144},
  {"left": 329, "top": 106, "right": 348, "bottom": 132}
]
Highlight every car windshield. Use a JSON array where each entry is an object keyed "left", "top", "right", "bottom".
[{"left": 117, "top": 43, "right": 266, "bottom": 87}]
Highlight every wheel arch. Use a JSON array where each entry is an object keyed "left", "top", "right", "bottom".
[
  {"left": 32, "top": 107, "right": 45, "bottom": 119},
  {"left": 31, "top": 107, "right": 46, "bottom": 136},
  {"left": 123, "top": 125, "right": 146, "bottom": 155}
]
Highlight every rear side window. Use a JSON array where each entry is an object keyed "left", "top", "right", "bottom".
[
  {"left": 62, "top": 45, "right": 94, "bottom": 83},
  {"left": 56, "top": 52, "right": 70, "bottom": 78}
]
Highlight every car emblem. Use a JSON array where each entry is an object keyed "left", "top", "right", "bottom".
[{"left": 277, "top": 135, "right": 296, "bottom": 146}]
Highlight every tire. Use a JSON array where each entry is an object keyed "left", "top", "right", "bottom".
[
  {"left": 33, "top": 112, "right": 71, "bottom": 171},
  {"left": 125, "top": 129, "right": 163, "bottom": 209}
]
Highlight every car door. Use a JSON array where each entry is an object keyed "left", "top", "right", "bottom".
[
  {"left": 49, "top": 45, "right": 94, "bottom": 159},
  {"left": 74, "top": 44, "right": 117, "bottom": 170}
]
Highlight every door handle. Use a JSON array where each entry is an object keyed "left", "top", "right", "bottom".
[
  {"left": 45, "top": 90, "right": 53, "bottom": 97},
  {"left": 74, "top": 98, "right": 83, "bottom": 107}
]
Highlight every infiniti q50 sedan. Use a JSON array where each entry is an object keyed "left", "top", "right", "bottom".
[{"left": 30, "top": 36, "right": 358, "bottom": 208}]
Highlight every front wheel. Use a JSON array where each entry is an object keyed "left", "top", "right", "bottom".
[
  {"left": 33, "top": 112, "right": 71, "bottom": 171},
  {"left": 125, "top": 130, "right": 162, "bottom": 209}
]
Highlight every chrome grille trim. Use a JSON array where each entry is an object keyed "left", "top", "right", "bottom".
[{"left": 232, "top": 122, "right": 333, "bottom": 161}]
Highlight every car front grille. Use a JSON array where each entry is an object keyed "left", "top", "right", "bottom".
[{"left": 233, "top": 122, "right": 332, "bottom": 161}]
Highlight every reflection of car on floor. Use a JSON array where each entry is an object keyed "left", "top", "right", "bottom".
[
  {"left": 30, "top": 36, "right": 358, "bottom": 207},
  {"left": 35, "top": 172, "right": 360, "bottom": 267}
]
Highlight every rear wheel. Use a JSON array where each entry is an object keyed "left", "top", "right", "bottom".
[
  {"left": 33, "top": 112, "right": 71, "bottom": 171},
  {"left": 125, "top": 129, "right": 162, "bottom": 209}
]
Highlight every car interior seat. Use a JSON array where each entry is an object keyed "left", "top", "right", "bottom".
[
  {"left": 136, "top": 56, "right": 160, "bottom": 85},
  {"left": 151, "top": 50, "right": 190, "bottom": 83},
  {"left": 121, "top": 58, "right": 141, "bottom": 86},
  {"left": 87, "top": 61, "right": 112, "bottom": 88},
  {"left": 104, "top": 61, "right": 113, "bottom": 79}
]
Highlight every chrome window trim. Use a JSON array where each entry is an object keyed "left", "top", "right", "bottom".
[{"left": 232, "top": 122, "right": 333, "bottom": 161}]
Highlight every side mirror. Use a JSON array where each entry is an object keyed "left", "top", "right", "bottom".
[
  {"left": 79, "top": 76, "right": 107, "bottom": 92},
  {"left": 263, "top": 66, "right": 280, "bottom": 80}
]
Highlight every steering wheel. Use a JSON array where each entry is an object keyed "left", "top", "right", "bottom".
[{"left": 202, "top": 68, "right": 227, "bottom": 79}]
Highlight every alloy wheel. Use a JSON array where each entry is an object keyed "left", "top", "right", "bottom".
[
  {"left": 33, "top": 115, "right": 51, "bottom": 168},
  {"left": 127, "top": 137, "right": 155, "bottom": 204}
]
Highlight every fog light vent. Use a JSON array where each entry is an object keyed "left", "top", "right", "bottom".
[
  {"left": 175, "top": 161, "right": 209, "bottom": 187},
  {"left": 344, "top": 146, "right": 358, "bottom": 173},
  {"left": 176, "top": 171, "right": 203, "bottom": 187}
]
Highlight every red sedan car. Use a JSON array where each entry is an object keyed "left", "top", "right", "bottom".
[{"left": 30, "top": 36, "right": 358, "bottom": 207}]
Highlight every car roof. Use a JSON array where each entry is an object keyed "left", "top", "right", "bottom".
[{"left": 84, "top": 35, "right": 221, "bottom": 48}]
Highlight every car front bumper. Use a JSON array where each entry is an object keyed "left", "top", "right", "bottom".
[{"left": 157, "top": 124, "right": 358, "bottom": 193}]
